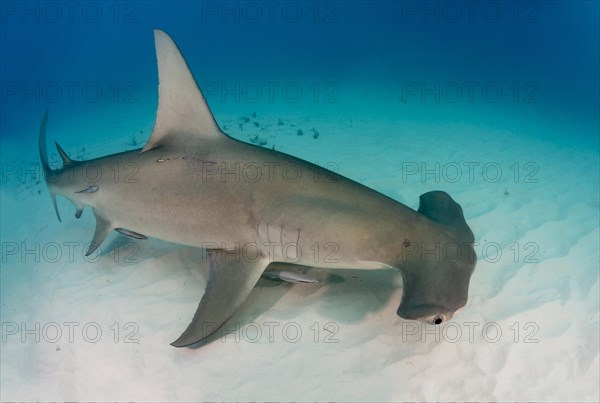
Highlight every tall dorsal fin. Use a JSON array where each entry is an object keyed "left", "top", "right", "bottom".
[
  {"left": 142, "top": 29, "right": 223, "bottom": 153},
  {"left": 417, "top": 191, "right": 474, "bottom": 244}
]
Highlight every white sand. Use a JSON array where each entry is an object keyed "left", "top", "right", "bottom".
[{"left": 1, "top": 90, "right": 598, "bottom": 402}]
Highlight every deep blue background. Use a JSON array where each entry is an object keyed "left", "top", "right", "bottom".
[{"left": 1, "top": 1, "right": 598, "bottom": 148}]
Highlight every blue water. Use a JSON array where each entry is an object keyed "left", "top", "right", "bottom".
[
  {"left": 1, "top": 1, "right": 598, "bottom": 151},
  {"left": 1, "top": 3, "right": 599, "bottom": 400}
]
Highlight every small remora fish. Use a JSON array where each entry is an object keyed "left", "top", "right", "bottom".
[{"left": 262, "top": 270, "right": 318, "bottom": 284}]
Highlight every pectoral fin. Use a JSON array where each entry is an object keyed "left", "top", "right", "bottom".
[{"left": 171, "top": 250, "right": 268, "bottom": 347}]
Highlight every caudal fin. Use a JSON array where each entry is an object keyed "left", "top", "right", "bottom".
[{"left": 38, "top": 109, "right": 61, "bottom": 222}]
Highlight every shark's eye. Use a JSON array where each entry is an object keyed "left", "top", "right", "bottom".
[{"left": 433, "top": 316, "right": 443, "bottom": 325}]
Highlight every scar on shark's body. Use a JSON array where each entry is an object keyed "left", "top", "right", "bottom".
[{"left": 39, "top": 30, "right": 477, "bottom": 348}]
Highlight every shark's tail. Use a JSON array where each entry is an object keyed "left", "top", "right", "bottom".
[{"left": 38, "top": 109, "right": 62, "bottom": 222}]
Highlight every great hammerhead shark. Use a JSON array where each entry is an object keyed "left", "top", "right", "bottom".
[{"left": 39, "top": 30, "right": 477, "bottom": 348}]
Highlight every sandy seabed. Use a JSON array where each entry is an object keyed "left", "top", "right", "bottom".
[{"left": 1, "top": 99, "right": 598, "bottom": 402}]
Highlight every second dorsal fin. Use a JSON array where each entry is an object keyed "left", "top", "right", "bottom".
[{"left": 55, "top": 142, "right": 74, "bottom": 166}]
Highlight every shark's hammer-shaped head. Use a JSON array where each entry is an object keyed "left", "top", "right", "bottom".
[{"left": 396, "top": 191, "right": 477, "bottom": 326}]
